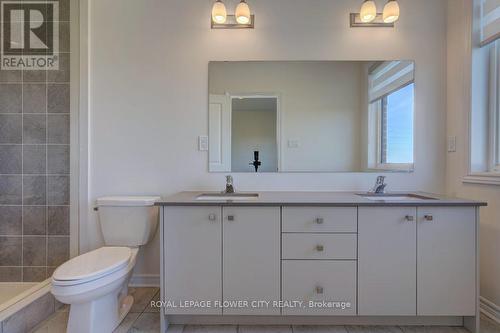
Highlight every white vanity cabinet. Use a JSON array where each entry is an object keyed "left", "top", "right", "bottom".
[
  {"left": 281, "top": 207, "right": 358, "bottom": 316},
  {"left": 223, "top": 207, "right": 280, "bottom": 315},
  {"left": 164, "top": 206, "right": 222, "bottom": 315},
  {"left": 160, "top": 193, "right": 483, "bottom": 333},
  {"left": 417, "top": 207, "right": 476, "bottom": 316},
  {"left": 163, "top": 206, "right": 280, "bottom": 316},
  {"left": 358, "top": 206, "right": 477, "bottom": 317},
  {"left": 358, "top": 207, "right": 417, "bottom": 315}
]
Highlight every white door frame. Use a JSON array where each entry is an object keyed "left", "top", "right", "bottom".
[{"left": 73, "top": 0, "right": 90, "bottom": 256}]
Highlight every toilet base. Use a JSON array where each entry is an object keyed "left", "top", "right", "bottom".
[
  {"left": 67, "top": 292, "right": 133, "bottom": 333},
  {"left": 65, "top": 282, "right": 133, "bottom": 333}
]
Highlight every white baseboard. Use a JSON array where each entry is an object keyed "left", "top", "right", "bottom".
[
  {"left": 480, "top": 296, "right": 500, "bottom": 325},
  {"left": 129, "top": 274, "right": 160, "bottom": 287}
]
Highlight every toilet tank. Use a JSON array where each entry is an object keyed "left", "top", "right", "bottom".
[{"left": 97, "top": 196, "right": 161, "bottom": 247}]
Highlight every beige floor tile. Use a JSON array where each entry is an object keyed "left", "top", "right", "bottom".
[
  {"left": 129, "top": 312, "right": 161, "bottom": 333},
  {"left": 130, "top": 287, "right": 160, "bottom": 313},
  {"left": 346, "top": 326, "right": 403, "bottom": 333},
  {"left": 293, "top": 326, "right": 348, "bottom": 333},
  {"left": 401, "top": 327, "right": 469, "bottom": 333},
  {"left": 238, "top": 325, "right": 292, "bottom": 333},
  {"left": 30, "top": 311, "right": 68, "bottom": 333},
  {"left": 481, "top": 315, "right": 500, "bottom": 333},
  {"left": 183, "top": 325, "right": 237, "bottom": 333},
  {"left": 167, "top": 324, "right": 185, "bottom": 333},
  {"left": 144, "top": 290, "right": 161, "bottom": 313},
  {"left": 400, "top": 327, "right": 428, "bottom": 333},
  {"left": 113, "top": 311, "right": 141, "bottom": 333},
  {"left": 426, "top": 327, "right": 468, "bottom": 333}
]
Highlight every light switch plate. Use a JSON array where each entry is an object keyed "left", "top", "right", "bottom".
[
  {"left": 198, "top": 136, "right": 209, "bottom": 151},
  {"left": 288, "top": 139, "right": 299, "bottom": 148},
  {"left": 447, "top": 136, "right": 456, "bottom": 152}
]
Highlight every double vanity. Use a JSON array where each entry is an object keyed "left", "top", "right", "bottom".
[{"left": 157, "top": 191, "right": 486, "bottom": 333}]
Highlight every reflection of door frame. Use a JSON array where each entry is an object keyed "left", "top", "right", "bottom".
[{"left": 227, "top": 92, "right": 282, "bottom": 172}]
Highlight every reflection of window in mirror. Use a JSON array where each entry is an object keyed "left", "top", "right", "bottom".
[
  {"left": 381, "top": 83, "right": 414, "bottom": 165},
  {"left": 367, "top": 61, "right": 415, "bottom": 171}
]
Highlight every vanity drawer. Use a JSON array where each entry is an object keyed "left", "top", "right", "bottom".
[
  {"left": 282, "top": 207, "right": 357, "bottom": 233},
  {"left": 282, "top": 260, "right": 356, "bottom": 315},
  {"left": 282, "top": 234, "right": 357, "bottom": 260}
]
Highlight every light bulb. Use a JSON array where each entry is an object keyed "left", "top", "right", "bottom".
[
  {"left": 211, "top": 0, "right": 227, "bottom": 24},
  {"left": 235, "top": 0, "right": 251, "bottom": 24},
  {"left": 360, "top": 0, "right": 377, "bottom": 23},
  {"left": 383, "top": 0, "right": 400, "bottom": 23}
]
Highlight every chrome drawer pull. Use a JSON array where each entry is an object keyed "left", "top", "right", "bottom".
[
  {"left": 316, "top": 244, "right": 324, "bottom": 252},
  {"left": 315, "top": 218, "right": 324, "bottom": 224},
  {"left": 315, "top": 286, "right": 324, "bottom": 294},
  {"left": 227, "top": 215, "right": 235, "bottom": 221},
  {"left": 424, "top": 215, "right": 434, "bottom": 221},
  {"left": 208, "top": 214, "right": 217, "bottom": 221},
  {"left": 404, "top": 215, "right": 414, "bottom": 222}
]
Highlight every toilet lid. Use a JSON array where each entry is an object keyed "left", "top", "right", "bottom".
[{"left": 53, "top": 247, "right": 132, "bottom": 283}]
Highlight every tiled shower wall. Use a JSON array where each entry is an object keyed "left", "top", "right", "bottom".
[{"left": 0, "top": 0, "right": 70, "bottom": 282}]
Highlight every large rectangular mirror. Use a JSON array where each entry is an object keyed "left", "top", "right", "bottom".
[{"left": 208, "top": 61, "right": 415, "bottom": 173}]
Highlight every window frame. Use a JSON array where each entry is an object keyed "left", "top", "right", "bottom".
[
  {"left": 463, "top": 2, "right": 500, "bottom": 185},
  {"left": 488, "top": 41, "right": 500, "bottom": 172}
]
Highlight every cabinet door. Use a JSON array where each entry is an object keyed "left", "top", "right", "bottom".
[
  {"left": 417, "top": 207, "right": 476, "bottom": 315},
  {"left": 223, "top": 207, "right": 280, "bottom": 315},
  {"left": 164, "top": 206, "right": 222, "bottom": 315},
  {"left": 358, "top": 207, "right": 417, "bottom": 315}
]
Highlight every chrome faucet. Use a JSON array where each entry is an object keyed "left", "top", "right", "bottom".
[
  {"left": 224, "top": 175, "right": 235, "bottom": 194},
  {"left": 370, "top": 176, "right": 387, "bottom": 194}
]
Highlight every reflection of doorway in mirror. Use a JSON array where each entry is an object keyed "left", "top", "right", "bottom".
[{"left": 231, "top": 96, "right": 280, "bottom": 172}]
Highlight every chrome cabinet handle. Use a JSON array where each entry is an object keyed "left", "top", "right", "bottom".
[
  {"left": 316, "top": 245, "right": 324, "bottom": 252},
  {"left": 227, "top": 215, "right": 235, "bottom": 221},
  {"left": 424, "top": 215, "right": 433, "bottom": 221},
  {"left": 315, "top": 218, "right": 324, "bottom": 224},
  {"left": 315, "top": 286, "right": 324, "bottom": 294},
  {"left": 208, "top": 214, "right": 217, "bottom": 221},
  {"left": 404, "top": 215, "right": 415, "bottom": 222}
]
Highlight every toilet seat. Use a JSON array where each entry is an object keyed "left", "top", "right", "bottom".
[{"left": 52, "top": 247, "right": 132, "bottom": 286}]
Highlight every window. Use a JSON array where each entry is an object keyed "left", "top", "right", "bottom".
[
  {"left": 464, "top": 0, "right": 500, "bottom": 184},
  {"left": 381, "top": 83, "right": 415, "bottom": 165}
]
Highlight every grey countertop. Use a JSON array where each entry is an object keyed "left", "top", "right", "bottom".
[{"left": 155, "top": 191, "right": 487, "bottom": 207}]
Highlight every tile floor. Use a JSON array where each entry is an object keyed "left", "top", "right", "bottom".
[{"left": 31, "top": 287, "right": 500, "bottom": 333}]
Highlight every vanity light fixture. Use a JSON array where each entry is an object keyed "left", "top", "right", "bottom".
[
  {"left": 359, "top": 0, "right": 377, "bottom": 23},
  {"left": 211, "top": 0, "right": 254, "bottom": 29},
  {"left": 382, "top": 0, "right": 400, "bottom": 23},
  {"left": 350, "top": 0, "right": 399, "bottom": 27},
  {"left": 211, "top": 0, "right": 227, "bottom": 24},
  {"left": 235, "top": 0, "right": 251, "bottom": 24}
]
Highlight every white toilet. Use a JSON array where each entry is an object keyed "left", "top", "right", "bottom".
[{"left": 51, "top": 196, "right": 160, "bottom": 333}]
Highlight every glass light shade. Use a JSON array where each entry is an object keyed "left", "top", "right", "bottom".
[
  {"left": 212, "top": 0, "right": 227, "bottom": 24},
  {"left": 360, "top": 0, "right": 377, "bottom": 23},
  {"left": 235, "top": 1, "right": 251, "bottom": 24},
  {"left": 383, "top": 0, "right": 400, "bottom": 23}
]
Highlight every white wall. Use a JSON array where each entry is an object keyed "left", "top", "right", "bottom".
[
  {"left": 209, "top": 61, "right": 364, "bottom": 172},
  {"left": 446, "top": 0, "right": 500, "bottom": 308},
  {"left": 86, "top": 0, "right": 448, "bottom": 278}
]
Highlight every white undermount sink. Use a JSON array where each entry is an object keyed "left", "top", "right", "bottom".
[
  {"left": 358, "top": 193, "right": 436, "bottom": 201},
  {"left": 196, "top": 193, "right": 259, "bottom": 201}
]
